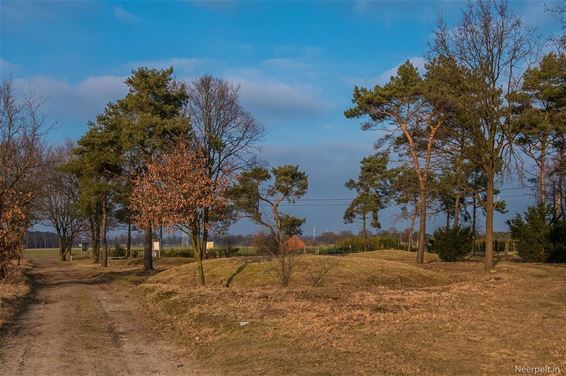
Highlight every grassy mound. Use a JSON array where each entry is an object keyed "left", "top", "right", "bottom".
[
  {"left": 132, "top": 251, "right": 566, "bottom": 375},
  {"left": 146, "top": 252, "right": 449, "bottom": 289},
  {"left": 348, "top": 249, "right": 439, "bottom": 263}
]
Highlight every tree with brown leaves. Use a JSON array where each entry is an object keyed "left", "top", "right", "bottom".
[{"left": 131, "top": 141, "right": 228, "bottom": 285}]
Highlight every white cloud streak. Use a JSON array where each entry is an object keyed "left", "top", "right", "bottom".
[
  {"left": 113, "top": 6, "right": 141, "bottom": 23},
  {"left": 14, "top": 75, "right": 127, "bottom": 122}
]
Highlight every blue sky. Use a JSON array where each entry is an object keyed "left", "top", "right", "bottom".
[{"left": 1, "top": 0, "right": 561, "bottom": 235}]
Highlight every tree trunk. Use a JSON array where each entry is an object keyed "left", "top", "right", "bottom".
[
  {"left": 555, "top": 146, "right": 564, "bottom": 220},
  {"left": 454, "top": 192, "right": 461, "bottom": 228},
  {"left": 407, "top": 207, "right": 417, "bottom": 252},
  {"left": 202, "top": 209, "right": 209, "bottom": 260},
  {"left": 416, "top": 183, "right": 427, "bottom": 264},
  {"left": 126, "top": 221, "right": 132, "bottom": 257},
  {"left": 89, "top": 216, "right": 96, "bottom": 260},
  {"left": 59, "top": 235, "right": 66, "bottom": 261},
  {"left": 101, "top": 202, "right": 108, "bottom": 267},
  {"left": 471, "top": 191, "right": 477, "bottom": 256},
  {"left": 94, "top": 213, "right": 100, "bottom": 263},
  {"left": 540, "top": 153, "right": 546, "bottom": 205},
  {"left": 485, "top": 173, "right": 495, "bottom": 269},
  {"left": 362, "top": 212, "right": 368, "bottom": 252},
  {"left": 191, "top": 226, "right": 205, "bottom": 286},
  {"left": 144, "top": 224, "right": 153, "bottom": 271}
]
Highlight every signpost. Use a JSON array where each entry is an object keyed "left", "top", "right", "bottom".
[{"left": 152, "top": 241, "right": 161, "bottom": 258}]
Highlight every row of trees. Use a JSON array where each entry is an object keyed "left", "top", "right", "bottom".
[
  {"left": 344, "top": 0, "right": 565, "bottom": 268},
  {"left": 64, "top": 71, "right": 270, "bottom": 280},
  {"left": 31, "top": 68, "right": 310, "bottom": 287},
  {"left": 0, "top": 65, "right": 309, "bottom": 285}
]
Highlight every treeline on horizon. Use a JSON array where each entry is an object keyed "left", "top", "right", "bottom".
[{"left": 25, "top": 227, "right": 514, "bottom": 251}]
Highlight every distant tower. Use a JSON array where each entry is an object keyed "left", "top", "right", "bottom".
[{"left": 312, "top": 225, "right": 316, "bottom": 245}]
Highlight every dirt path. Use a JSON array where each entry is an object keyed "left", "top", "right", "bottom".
[{"left": 0, "top": 258, "right": 208, "bottom": 376}]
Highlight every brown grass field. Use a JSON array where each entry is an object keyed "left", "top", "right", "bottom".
[
  {"left": 130, "top": 250, "right": 566, "bottom": 375},
  {"left": 3, "top": 249, "right": 565, "bottom": 375}
]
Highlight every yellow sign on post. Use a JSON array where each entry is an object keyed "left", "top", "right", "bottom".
[{"left": 206, "top": 241, "right": 214, "bottom": 250}]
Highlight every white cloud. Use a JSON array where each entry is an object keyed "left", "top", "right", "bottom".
[
  {"left": 0, "top": 1, "right": 59, "bottom": 31},
  {"left": 14, "top": 75, "right": 127, "bottom": 122},
  {"left": 11, "top": 67, "right": 333, "bottom": 132},
  {"left": 341, "top": 56, "right": 426, "bottom": 88},
  {"left": 229, "top": 76, "right": 332, "bottom": 123},
  {"left": 272, "top": 45, "right": 323, "bottom": 57},
  {"left": 520, "top": 1, "right": 554, "bottom": 28},
  {"left": 263, "top": 58, "right": 313, "bottom": 72},
  {"left": 377, "top": 56, "right": 426, "bottom": 84},
  {"left": 0, "top": 59, "right": 18, "bottom": 76},
  {"left": 126, "top": 57, "right": 210, "bottom": 76},
  {"left": 113, "top": 6, "right": 140, "bottom": 23}
]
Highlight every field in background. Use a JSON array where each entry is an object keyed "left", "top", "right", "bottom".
[{"left": 23, "top": 248, "right": 74, "bottom": 258}]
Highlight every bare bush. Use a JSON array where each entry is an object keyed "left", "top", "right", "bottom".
[{"left": 306, "top": 260, "right": 338, "bottom": 287}]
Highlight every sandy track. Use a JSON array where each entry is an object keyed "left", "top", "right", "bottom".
[{"left": 0, "top": 259, "right": 207, "bottom": 376}]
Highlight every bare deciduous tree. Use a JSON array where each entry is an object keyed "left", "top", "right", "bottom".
[
  {"left": 184, "top": 76, "right": 263, "bottom": 261},
  {"left": 38, "top": 143, "right": 88, "bottom": 261},
  {"left": 0, "top": 78, "right": 47, "bottom": 278}
]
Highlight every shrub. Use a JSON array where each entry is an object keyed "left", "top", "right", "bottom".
[
  {"left": 112, "top": 243, "right": 127, "bottom": 257},
  {"left": 207, "top": 248, "right": 239, "bottom": 258},
  {"left": 507, "top": 205, "right": 550, "bottom": 262},
  {"left": 161, "top": 248, "right": 193, "bottom": 258},
  {"left": 379, "top": 234, "right": 402, "bottom": 250},
  {"left": 432, "top": 226, "right": 473, "bottom": 262},
  {"left": 317, "top": 247, "right": 346, "bottom": 255},
  {"left": 253, "top": 232, "right": 279, "bottom": 255},
  {"left": 547, "top": 220, "right": 566, "bottom": 263},
  {"left": 336, "top": 236, "right": 382, "bottom": 252},
  {"left": 306, "top": 260, "right": 338, "bottom": 287}
]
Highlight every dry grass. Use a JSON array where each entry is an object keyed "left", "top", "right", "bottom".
[
  {"left": 131, "top": 250, "right": 566, "bottom": 375},
  {"left": 348, "top": 249, "right": 439, "bottom": 263},
  {"left": 146, "top": 252, "right": 451, "bottom": 289},
  {"left": 0, "top": 262, "right": 32, "bottom": 327}
]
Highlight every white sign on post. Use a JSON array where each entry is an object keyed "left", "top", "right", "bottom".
[{"left": 152, "top": 241, "right": 161, "bottom": 258}]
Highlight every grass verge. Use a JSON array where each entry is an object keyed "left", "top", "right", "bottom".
[{"left": 0, "top": 261, "right": 32, "bottom": 328}]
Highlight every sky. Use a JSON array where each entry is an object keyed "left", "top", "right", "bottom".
[{"left": 1, "top": 0, "right": 562, "bottom": 235}]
